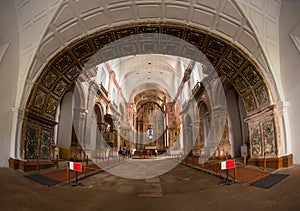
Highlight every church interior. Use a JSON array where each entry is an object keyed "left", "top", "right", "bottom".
[{"left": 0, "top": 0, "right": 300, "bottom": 181}]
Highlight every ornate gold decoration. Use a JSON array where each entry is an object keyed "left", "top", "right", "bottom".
[
  {"left": 186, "top": 30, "right": 206, "bottom": 47},
  {"left": 162, "top": 27, "right": 183, "bottom": 39},
  {"left": 54, "top": 54, "right": 73, "bottom": 72},
  {"left": 54, "top": 80, "right": 67, "bottom": 97},
  {"left": 66, "top": 65, "right": 81, "bottom": 81},
  {"left": 42, "top": 71, "right": 57, "bottom": 89},
  {"left": 233, "top": 76, "right": 248, "bottom": 94},
  {"left": 251, "top": 125, "right": 262, "bottom": 156},
  {"left": 33, "top": 89, "right": 47, "bottom": 109},
  {"left": 219, "top": 62, "right": 236, "bottom": 79},
  {"left": 206, "top": 38, "right": 227, "bottom": 56},
  {"left": 255, "top": 84, "right": 269, "bottom": 106},
  {"left": 263, "top": 120, "right": 276, "bottom": 155},
  {"left": 226, "top": 49, "right": 245, "bottom": 68},
  {"left": 204, "top": 52, "right": 219, "bottom": 66},
  {"left": 93, "top": 33, "right": 113, "bottom": 49},
  {"left": 244, "top": 93, "right": 257, "bottom": 112},
  {"left": 116, "top": 28, "right": 136, "bottom": 40},
  {"left": 72, "top": 42, "right": 92, "bottom": 58},
  {"left": 242, "top": 65, "right": 261, "bottom": 86},
  {"left": 46, "top": 97, "right": 59, "bottom": 115},
  {"left": 41, "top": 130, "right": 51, "bottom": 159}
]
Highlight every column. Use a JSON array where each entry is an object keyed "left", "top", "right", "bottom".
[
  {"left": 10, "top": 107, "right": 24, "bottom": 159},
  {"left": 274, "top": 101, "right": 290, "bottom": 156},
  {"left": 73, "top": 107, "right": 87, "bottom": 149}
]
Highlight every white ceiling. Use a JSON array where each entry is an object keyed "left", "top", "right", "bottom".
[{"left": 107, "top": 54, "right": 191, "bottom": 100}]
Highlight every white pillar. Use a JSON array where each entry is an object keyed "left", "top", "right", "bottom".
[
  {"left": 275, "top": 101, "right": 291, "bottom": 156},
  {"left": 10, "top": 107, "right": 24, "bottom": 159}
]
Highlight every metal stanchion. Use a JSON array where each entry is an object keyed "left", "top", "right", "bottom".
[
  {"left": 263, "top": 152, "right": 267, "bottom": 170},
  {"left": 36, "top": 156, "right": 40, "bottom": 174},
  {"left": 56, "top": 155, "right": 59, "bottom": 169},
  {"left": 84, "top": 155, "right": 88, "bottom": 176},
  {"left": 67, "top": 162, "right": 69, "bottom": 184}
]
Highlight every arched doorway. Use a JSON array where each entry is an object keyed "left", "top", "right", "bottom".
[
  {"left": 184, "top": 115, "right": 193, "bottom": 156},
  {"left": 13, "top": 22, "right": 290, "bottom": 171}
]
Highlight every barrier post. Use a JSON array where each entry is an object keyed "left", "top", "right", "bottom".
[
  {"left": 263, "top": 152, "right": 267, "bottom": 170},
  {"left": 84, "top": 156, "right": 88, "bottom": 176},
  {"left": 234, "top": 166, "right": 237, "bottom": 182},
  {"left": 243, "top": 152, "right": 247, "bottom": 167},
  {"left": 36, "top": 156, "right": 40, "bottom": 174},
  {"left": 56, "top": 155, "right": 59, "bottom": 169},
  {"left": 67, "top": 162, "right": 69, "bottom": 184}
]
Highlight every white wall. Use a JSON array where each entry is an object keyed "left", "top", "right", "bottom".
[
  {"left": 226, "top": 89, "right": 243, "bottom": 157},
  {"left": 279, "top": 0, "right": 300, "bottom": 163},
  {"left": 0, "top": 0, "right": 19, "bottom": 167},
  {"left": 57, "top": 92, "right": 73, "bottom": 149}
]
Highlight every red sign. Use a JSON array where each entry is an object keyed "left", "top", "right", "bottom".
[
  {"left": 69, "top": 161, "right": 83, "bottom": 172},
  {"left": 221, "top": 160, "right": 235, "bottom": 170}
]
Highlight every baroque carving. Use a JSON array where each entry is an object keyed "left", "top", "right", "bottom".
[
  {"left": 243, "top": 93, "right": 257, "bottom": 112},
  {"left": 162, "top": 27, "right": 183, "bottom": 39},
  {"left": 204, "top": 52, "right": 219, "bottom": 66},
  {"left": 33, "top": 89, "right": 47, "bottom": 110},
  {"left": 46, "top": 97, "right": 59, "bottom": 115},
  {"left": 255, "top": 84, "right": 270, "bottom": 106},
  {"left": 54, "top": 80, "right": 67, "bottom": 97},
  {"left": 233, "top": 76, "right": 248, "bottom": 94},
  {"left": 93, "top": 33, "right": 114, "bottom": 49},
  {"left": 72, "top": 42, "right": 92, "bottom": 58},
  {"left": 54, "top": 54, "right": 73, "bottom": 72},
  {"left": 40, "top": 130, "right": 51, "bottom": 159},
  {"left": 263, "top": 120, "right": 276, "bottom": 155},
  {"left": 226, "top": 49, "right": 245, "bottom": 68},
  {"left": 206, "top": 38, "right": 227, "bottom": 56},
  {"left": 251, "top": 125, "right": 262, "bottom": 156},
  {"left": 139, "top": 26, "right": 159, "bottom": 34},
  {"left": 186, "top": 30, "right": 206, "bottom": 47},
  {"left": 116, "top": 28, "right": 136, "bottom": 41},
  {"left": 242, "top": 65, "right": 261, "bottom": 86},
  {"left": 66, "top": 65, "right": 81, "bottom": 81},
  {"left": 42, "top": 71, "right": 57, "bottom": 89},
  {"left": 25, "top": 126, "right": 38, "bottom": 159},
  {"left": 219, "top": 62, "right": 236, "bottom": 79}
]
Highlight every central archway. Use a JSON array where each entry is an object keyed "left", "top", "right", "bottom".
[{"left": 16, "top": 22, "right": 286, "bottom": 171}]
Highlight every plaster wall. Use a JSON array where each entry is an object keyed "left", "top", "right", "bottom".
[
  {"left": 0, "top": 0, "right": 20, "bottom": 167},
  {"left": 57, "top": 92, "right": 73, "bottom": 149},
  {"left": 279, "top": 0, "right": 300, "bottom": 163}
]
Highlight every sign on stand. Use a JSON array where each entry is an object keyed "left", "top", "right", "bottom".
[
  {"left": 69, "top": 161, "right": 83, "bottom": 172},
  {"left": 220, "top": 159, "right": 236, "bottom": 185},
  {"left": 69, "top": 161, "right": 83, "bottom": 186},
  {"left": 221, "top": 159, "right": 235, "bottom": 170}
]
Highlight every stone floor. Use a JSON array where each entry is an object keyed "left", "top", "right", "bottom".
[{"left": 1, "top": 162, "right": 300, "bottom": 211}]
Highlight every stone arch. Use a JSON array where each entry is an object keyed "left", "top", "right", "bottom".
[
  {"left": 93, "top": 103, "right": 105, "bottom": 150},
  {"left": 199, "top": 102, "right": 211, "bottom": 157},
  {"left": 17, "top": 22, "right": 288, "bottom": 170},
  {"left": 184, "top": 114, "right": 193, "bottom": 155}
]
